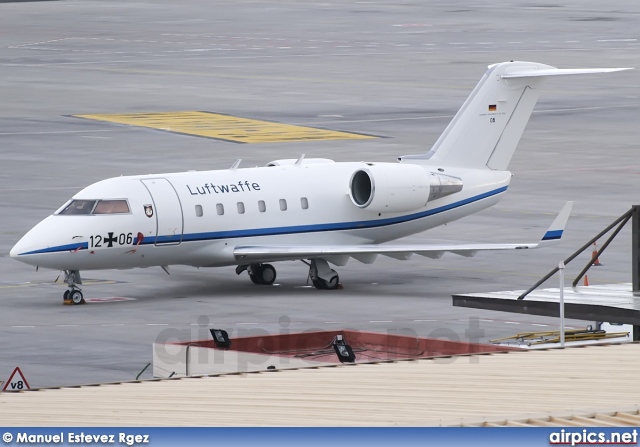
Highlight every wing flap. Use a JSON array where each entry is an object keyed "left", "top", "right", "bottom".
[{"left": 233, "top": 202, "right": 573, "bottom": 266}]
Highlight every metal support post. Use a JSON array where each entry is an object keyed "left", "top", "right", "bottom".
[
  {"left": 632, "top": 206, "right": 640, "bottom": 295},
  {"left": 519, "top": 208, "right": 633, "bottom": 300},
  {"left": 559, "top": 261, "right": 565, "bottom": 347}
]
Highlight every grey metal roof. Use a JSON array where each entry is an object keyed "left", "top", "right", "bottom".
[{"left": 2, "top": 343, "right": 639, "bottom": 426}]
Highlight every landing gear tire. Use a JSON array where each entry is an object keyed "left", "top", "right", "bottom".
[
  {"left": 69, "top": 290, "right": 84, "bottom": 305},
  {"left": 63, "top": 270, "right": 84, "bottom": 305},
  {"left": 248, "top": 269, "right": 262, "bottom": 285},
  {"left": 312, "top": 270, "right": 340, "bottom": 290},
  {"left": 248, "top": 263, "right": 277, "bottom": 285},
  {"left": 258, "top": 264, "right": 277, "bottom": 285}
]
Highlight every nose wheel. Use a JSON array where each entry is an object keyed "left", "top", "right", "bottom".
[{"left": 63, "top": 270, "right": 85, "bottom": 305}]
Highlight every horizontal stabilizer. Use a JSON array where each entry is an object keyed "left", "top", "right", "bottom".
[{"left": 501, "top": 67, "right": 632, "bottom": 79}]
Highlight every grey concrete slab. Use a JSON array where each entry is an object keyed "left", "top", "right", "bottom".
[{"left": 0, "top": 0, "right": 638, "bottom": 388}]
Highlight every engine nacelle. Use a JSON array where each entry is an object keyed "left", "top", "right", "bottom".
[
  {"left": 266, "top": 158, "right": 335, "bottom": 167},
  {"left": 349, "top": 163, "right": 462, "bottom": 213}
]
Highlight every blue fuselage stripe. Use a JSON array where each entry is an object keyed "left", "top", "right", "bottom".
[{"left": 19, "top": 186, "right": 508, "bottom": 255}]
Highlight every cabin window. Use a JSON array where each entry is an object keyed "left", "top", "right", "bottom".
[
  {"left": 216, "top": 203, "right": 224, "bottom": 215},
  {"left": 58, "top": 200, "right": 97, "bottom": 215},
  {"left": 258, "top": 200, "right": 266, "bottom": 213},
  {"left": 237, "top": 202, "right": 245, "bottom": 214},
  {"left": 300, "top": 197, "right": 309, "bottom": 210},
  {"left": 279, "top": 199, "right": 287, "bottom": 211},
  {"left": 195, "top": 205, "right": 203, "bottom": 217}
]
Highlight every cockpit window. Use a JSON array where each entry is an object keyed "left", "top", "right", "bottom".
[
  {"left": 57, "top": 199, "right": 130, "bottom": 215},
  {"left": 93, "top": 200, "right": 130, "bottom": 214},
  {"left": 58, "top": 200, "right": 97, "bottom": 215}
]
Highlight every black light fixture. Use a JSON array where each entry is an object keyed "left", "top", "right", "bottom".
[
  {"left": 332, "top": 335, "right": 356, "bottom": 363},
  {"left": 210, "top": 329, "right": 231, "bottom": 349}
]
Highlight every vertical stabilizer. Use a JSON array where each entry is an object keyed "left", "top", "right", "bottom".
[{"left": 400, "top": 61, "right": 631, "bottom": 170}]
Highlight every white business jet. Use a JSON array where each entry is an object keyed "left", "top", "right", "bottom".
[{"left": 10, "top": 61, "right": 630, "bottom": 304}]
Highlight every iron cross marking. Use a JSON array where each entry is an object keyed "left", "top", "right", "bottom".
[{"left": 104, "top": 232, "right": 117, "bottom": 248}]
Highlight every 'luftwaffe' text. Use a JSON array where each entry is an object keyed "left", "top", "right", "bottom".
[{"left": 187, "top": 181, "right": 260, "bottom": 195}]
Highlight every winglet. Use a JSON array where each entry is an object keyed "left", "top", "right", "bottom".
[{"left": 541, "top": 201, "right": 573, "bottom": 243}]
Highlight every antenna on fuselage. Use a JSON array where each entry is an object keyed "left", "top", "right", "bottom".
[
  {"left": 294, "top": 154, "right": 306, "bottom": 166},
  {"left": 229, "top": 159, "right": 242, "bottom": 170}
]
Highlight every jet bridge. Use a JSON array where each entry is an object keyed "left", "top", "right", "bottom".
[{"left": 453, "top": 206, "right": 640, "bottom": 341}]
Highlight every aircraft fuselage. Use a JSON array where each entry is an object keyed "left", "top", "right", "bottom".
[{"left": 10, "top": 161, "right": 510, "bottom": 271}]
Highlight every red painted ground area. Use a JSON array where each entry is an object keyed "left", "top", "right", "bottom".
[{"left": 172, "top": 330, "right": 519, "bottom": 364}]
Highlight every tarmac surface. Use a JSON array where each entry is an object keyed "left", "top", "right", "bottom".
[{"left": 0, "top": 0, "right": 638, "bottom": 388}]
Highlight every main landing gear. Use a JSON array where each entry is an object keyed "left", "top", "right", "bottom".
[
  {"left": 308, "top": 258, "right": 340, "bottom": 290},
  {"left": 236, "top": 259, "right": 340, "bottom": 290},
  {"left": 236, "top": 263, "right": 277, "bottom": 285},
  {"left": 62, "top": 270, "right": 85, "bottom": 305}
]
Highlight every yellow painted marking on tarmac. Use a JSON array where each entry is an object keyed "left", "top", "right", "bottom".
[{"left": 74, "top": 111, "right": 376, "bottom": 143}]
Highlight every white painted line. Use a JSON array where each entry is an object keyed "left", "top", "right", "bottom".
[
  {"left": 146, "top": 323, "right": 168, "bottom": 326},
  {"left": 324, "top": 322, "right": 341, "bottom": 324},
  {"left": 56, "top": 324, "right": 78, "bottom": 327},
  {"left": 504, "top": 322, "right": 520, "bottom": 325},
  {"left": 565, "top": 326, "right": 576, "bottom": 329},
  {"left": 479, "top": 319, "right": 494, "bottom": 323},
  {"left": 101, "top": 324, "right": 124, "bottom": 327},
  {"left": 369, "top": 320, "right": 392, "bottom": 323},
  {"left": 598, "top": 39, "right": 637, "bottom": 42},
  {"left": 236, "top": 322, "right": 258, "bottom": 325},
  {"left": 0, "top": 129, "right": 117, "bottom": 136},
  {"left": 532, "top": 323, "right": 549, "bottom": 327},
  {"left": 414, "top": 319, "right": 437, "bottom": 322},
  {"left": 11, "top": 326, "right": 34, "bottom": 328}
]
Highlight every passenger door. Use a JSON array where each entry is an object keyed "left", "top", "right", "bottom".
[{"left": 140, "top": 178, "right": 184, "bottom": 246}]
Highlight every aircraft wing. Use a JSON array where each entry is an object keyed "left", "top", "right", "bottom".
[{"left": 234, "top": 202, "right": 573, "bottom": 266}]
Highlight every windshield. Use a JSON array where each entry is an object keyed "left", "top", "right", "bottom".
[
  {"left": 58, "top": 199, "right": 130, "bottom": 215},
  {"left": 58, "top": 200, "right": 96, "bottom": 215},
  {"left": 93, "top": 200, "right": 130, "bottom": 214}
]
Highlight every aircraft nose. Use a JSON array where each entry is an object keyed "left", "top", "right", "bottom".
[
  {"left": 10, "top": 217, "right": 52, "bottom": 261},
  {"left": 10, "top": 235, "right": 31, "bottom": 259}
]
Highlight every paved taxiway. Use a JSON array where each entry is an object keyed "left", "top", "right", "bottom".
[{"left": 0, "top": 0, "right": 638, "bottom": 388}]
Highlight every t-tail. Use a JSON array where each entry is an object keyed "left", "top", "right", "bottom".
[{"left": 400, "top": 61, "right": 631, "bottom": 170}]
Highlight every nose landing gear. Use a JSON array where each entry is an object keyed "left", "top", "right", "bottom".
[{"left": 63, "top": 270, "right": 85, "bottom": 305}]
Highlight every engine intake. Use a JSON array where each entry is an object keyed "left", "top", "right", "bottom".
[{"left": 348, "top": 164, "right": 462, "bottom": 213}]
